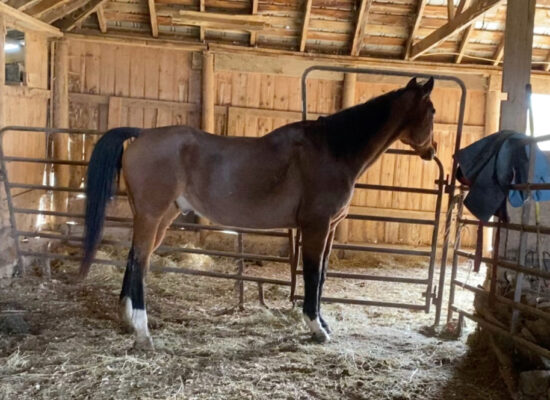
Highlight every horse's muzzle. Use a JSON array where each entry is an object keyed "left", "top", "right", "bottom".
[{"left": 419, "top": 146, "right": 436, "bottom": 161}]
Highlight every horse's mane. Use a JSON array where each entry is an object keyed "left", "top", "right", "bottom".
[{"left": 314, "top": 88, "right": 406, "bottom": 157}]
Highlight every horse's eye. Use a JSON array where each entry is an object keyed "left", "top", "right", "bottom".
[{"left": 432, "top": 107, "right": 436, "bottom": 114}]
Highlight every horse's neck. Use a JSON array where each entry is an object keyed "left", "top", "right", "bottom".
[{"left": 349, "top": 102, "right": 408, "bottom": 179}]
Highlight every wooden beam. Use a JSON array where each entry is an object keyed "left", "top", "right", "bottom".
[
  {"left": 96, "top": 5, "right": 107, "bottom": 33},
  {"left": 148, "top": 0, "right": 158, "bottom": 37},
  {"left": 350, "top": 0, "right": 373, "bottom": 56},
  {"left": 456, "top": 0, "right": 468, "bottom": 14},
  {"left": 249, "top": 0, "right": 258, "bottom": 46},
  {"left": 0, "top": 2, "right": 62, "bottom": 37},
  {"left": 299, "top": 0, "right": 313, "bottom": 52},
  {"left": 485, "top": 74, "right": 501, "bottom": 134},
  {"left": 544, "top": 53, "right": 550, "bottom": 72},
  {"left": 409, "top": 0, "right": 503, "bottom": 60},
  {"left": 455, "top": 24, "right": 474, "bottom": 63},
  {"left": 404, "top": 0, "right": 427, "bottom": 60},
  {"left": 55, "top": 0, "right": 108, "bottom": 31},
  {"left": 447, "top": 0, "right": 455, "bottom": 20},
  {"left": 492, "top": 38, "right": 504, "bottom": 66},
  {"left": 174, "top": 10, "right": 270, "bottom": 32}
]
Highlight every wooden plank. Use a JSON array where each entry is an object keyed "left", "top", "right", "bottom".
[
  {"left": 114, "top": 45, "right": 131, "bottom": 97},
  {"left": 350, "top": 0, "right": 374, "bottom": 56},
  {"left": 96, "top": 5, "right": 107, "bottom": 33},
  {"left": 107, "top": 96, "right": 122, "bottom": 129},
  {"left": 148, "top": 0, "right": 158, "bottom": 38},
  {"left": 545, "top": 52, "right": 550, "bottom": 72},
  {"left": 500, "top": 0, "right": 535, "bottom": 132},
  {"left": 174, "top": 10, "right": 271, "bottom": 31},
  {"left": 410, "top": 0, "right": 503, "bottom": 60},
  {"left": 98, "top": 41, "right": 115, "bottom": 95},
  {"left": 24, "top": 32, "right": 49, "bottom": 89},
  {"left": 404, "top": 0, "right": 427, "bottom": 60},
  {"left": 455, "top": 24, "right": 474, "bottom": 63},
  {"left": 0, "top": 15, "right": 5, "bottom": 133},
  {"left": 299, "top": 0, "right": 312, "bottom": 52},
  {"left": 55, "top": 0, "right": 109, "bottom": 31},
  {"left": 0, "top": 2, "right": 62, "bottom": 37}
]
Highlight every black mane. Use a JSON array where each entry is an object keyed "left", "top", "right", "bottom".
[{"left": 315, "top": 88, "right": 406, "bottom": 158}]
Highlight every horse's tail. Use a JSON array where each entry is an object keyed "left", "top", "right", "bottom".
[{"left": 80, "top": 127, "right": 141, "bottom": 279}]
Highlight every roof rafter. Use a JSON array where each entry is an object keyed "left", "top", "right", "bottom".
[
  {"left": 350, "top": 0, "right": 374, "bottom": 56},
  {"left": 55, "top": 0, "right": 109, "bottom": 31},
  {"left": 148, "top": 0, "right": 159, "bottom": 37},
  {"left": 447, "top": 0, "right": 455, "bottom": 20},
  {"left": 299, "top": 0, "right": 313, "bottom": 52},
  {"left": 404, "top": 0, "right": 427, "bottom": 60},
  {"left": 455, "top": 24, "right": 473, "bottom": 63},
  {"left": 249, "top": 0, "right": 258, "bottom": 46},
  {"left": 493, "top": 38, "right": 504, "bottom": 66},
  {"left": 42, "top": 0, "right": 88, "bottom": 24},
  {"left": 410, "top": 0, "right": 503, "bottom": 60},
  {"left": 6, "top": 0, "right": 41, "bottom": 11},
  {"left": 199, "top": 0, "right": 205, "bottom": 41},
  {"left": 0, "top": 2, "right": 62, "bottom": 36},
  {"left": 26, "top": 0, "right": 70, "bottom": 19},
  {"left": 96, "top": 5, "right": 107, "bottom": 33}
]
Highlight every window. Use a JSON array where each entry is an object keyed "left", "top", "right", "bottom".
[
  {"left": 5, "top": 29, "right": 25, "bottom": 85},
  {"left": 529, "top": 94, "right": 550, "bottom": 151}
]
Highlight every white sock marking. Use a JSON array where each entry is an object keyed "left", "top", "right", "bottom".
[
  {"left": 132, "top": 309, "right": 150, "bottom": 339},
  {"left": 121, "top": 297, "right": 133, "bottom": 327},
  {"left": 304, "top": 314, "right": 330, "bottom": 341}
]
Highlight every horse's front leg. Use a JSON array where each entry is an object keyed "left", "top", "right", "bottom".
[
  {"left": 318, "top": 228, "right": 335, "bottom": 334},
  {"left": 301, "top": 223, "right": 331, "bottom": 343}
]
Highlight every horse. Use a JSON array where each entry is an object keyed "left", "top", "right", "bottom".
[{"left": 79, "top": 77, "right": 436, "bottom": 350}]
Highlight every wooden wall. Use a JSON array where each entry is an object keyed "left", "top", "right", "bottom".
[
  {"left": 65, "top": 37, "right": 490, "bottom": 247},
  {"left": 3, "top": 31, "right": 50, "bottom": 190}
]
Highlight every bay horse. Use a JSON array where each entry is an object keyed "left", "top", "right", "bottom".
[{"left": 80, "top": 77, "right": 436, "bottom": 350}]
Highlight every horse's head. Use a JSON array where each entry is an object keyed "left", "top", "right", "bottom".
[{"left": 398, "top": 77, "right": 437, "bottom": 161}]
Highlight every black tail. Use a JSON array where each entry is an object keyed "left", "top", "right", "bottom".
[{"left": 80, "top": 127, "right": 141, "bottom": 279}]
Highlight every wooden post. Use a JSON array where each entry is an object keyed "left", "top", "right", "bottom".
[
  {"left": 485, "top": 74, "right": 501, "bottom": 136},
  {"left": 198, "top": 51, "right": 215, "bottom": 236},
  {"left": 499, "top": 0, "right": 535, "bottom": 132},
  {"left": 0, "top": 15, "right": 4, "bottom": 127},
  {"left": 202, "top": 51, "right": 215, "bottom": 133},
  {"left": 335, "top": 72, "right": 356, "bottom": 244},
  {"left": 52, "top": 38, "right": 70, "bottom": 213},
  {"left": 498, "top": 0, "right": 536, "bottom": 333}
]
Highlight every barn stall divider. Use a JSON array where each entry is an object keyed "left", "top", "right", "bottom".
[
  {"left": 0, "top": 67, "right": 466, "bottom": 324},
  {"left": 447, "top": 132, "right": 550, "bottom": 361}
]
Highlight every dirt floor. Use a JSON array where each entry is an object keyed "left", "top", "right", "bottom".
[{"left": 0, "top": 233, "right": 510, "bottom": 400}]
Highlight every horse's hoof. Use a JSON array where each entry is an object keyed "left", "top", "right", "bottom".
[
  {"left": 312, "top": 330, "right": 331, "bottom": 344},
  {"left": 133, "top": 336, "right": 155, "bottom": 351}
]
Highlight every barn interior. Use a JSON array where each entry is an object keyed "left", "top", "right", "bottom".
[{"left": 0, "top": 1, "right": 550, "bottom": 399}]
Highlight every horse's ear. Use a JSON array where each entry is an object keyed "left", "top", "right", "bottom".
[
  {"left": 406, "top": 77, "right": 418, "bottom": 89},
  {"left": 422, "top": 77, "right": 434, "bottom": 95}
]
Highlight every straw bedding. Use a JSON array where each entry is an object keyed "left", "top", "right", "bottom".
[{"left": 0, "top": 235, "right": 509, "bottom": 399}]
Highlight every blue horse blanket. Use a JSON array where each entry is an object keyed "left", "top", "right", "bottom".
[{"left": 455, "top": 130, "right": 550, "bottom": 222}]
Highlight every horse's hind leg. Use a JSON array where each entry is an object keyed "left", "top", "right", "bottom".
[
  {"left": 153, "top": 203, "right": 180, "bottom": 251},
  {"left": 120, "top": 214, "right": 160, "bottom": 350},
  {"left": 301, "top": 223, "right": 331, "bottom": 343},
  {"left": 318, "top": 228, "right": 335, "bottom": 334}
]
